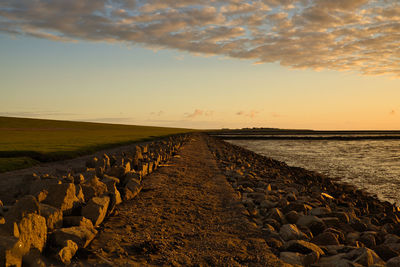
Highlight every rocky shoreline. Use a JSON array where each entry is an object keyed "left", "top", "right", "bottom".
[
  {"left": 207, "top": 136, "right": 400, "bottom": 266},
  {"left": 0, "top": 134, "right": 188, "bottom": 266}
]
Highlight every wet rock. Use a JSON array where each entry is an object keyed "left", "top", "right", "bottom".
[
  {"left": 52, "top": 225, "right": 97, "bottom": 248},
  {"left": 344, "top": 247, "right": 384, "bottom": 266},
  {"left": 279, "top": 224, "right": 307, "bottom": 241},
  {"left": 81, "top": 196, "right": 110, "bottom": 227},
  {"left": 280, "top": 252, "right": 304, "bottom": 265},
  {"left": 81, "top": 176, "right": 108, "bottom": 202},
  {"left": 42, "top": 183, "right": 81, "bottom": 215},
  {"left": 39, "top": 203, "right": 63, "bottom": 230},
  {"left": 56, "top": 240, "right": 78, "bottom": 265},
  {"left": 387, "top": 256, "right": 400, "bottom": 267}
]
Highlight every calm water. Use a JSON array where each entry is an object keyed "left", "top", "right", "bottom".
[{"left": 228, "top": 139, "right": 400, "bottom": 204}]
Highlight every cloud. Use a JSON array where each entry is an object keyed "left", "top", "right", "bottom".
[
  {"left": 236, "top": 110, "right": 259, "bottom": 118},
  {"left": 185, "top": 109, "right": 213, "bottom": 118},
  {"left": 1, "top": 0, "right": 399, "bottom": 77},
  {"left": 150, "top": 110, "right": 165, "bottom": 116}
]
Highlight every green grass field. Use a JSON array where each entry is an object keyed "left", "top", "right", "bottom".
[{"left": 0, "top": 116, "right": 194, "bottom": 172}]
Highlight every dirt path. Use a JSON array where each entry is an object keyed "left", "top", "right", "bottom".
[{"left": 80, "top": 135, "right": 285, "bottom": 266}]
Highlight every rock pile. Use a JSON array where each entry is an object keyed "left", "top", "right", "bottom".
[
  {"left": 0, "top": 134, "right": 187, "bottom": 266},
  {"left": 208, "top": 137, "right": 400, "bottom": 267}
]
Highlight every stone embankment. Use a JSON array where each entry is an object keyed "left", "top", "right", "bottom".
[
  {"left": 0, "top": 134, "right": 188, "bottom": 266},
  {"left": 208, "top": 137, "right": 400, "bottom": 267}
]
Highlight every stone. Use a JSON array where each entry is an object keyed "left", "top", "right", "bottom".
[
  {"left": 280, "top": 252, "right": 304, "bottom": 265},
  {"left": 101, "top": 176, "right": 122, "bottom": 206},
  {"left": 266, "top": 237, "right": 283, "bottom": 250},
  {"left": 310, "top": 207, "right": 332, "bottom": 216},
  {"left": 311, "top": 232, "right": 340, "bottom": 246},
  {"left": 285, "top": 210, "right": 301, "bottom": 224},
  {"left": 384, "top": 234, "right": 400, "bottom": 244},
  {"left": 3, "top": 196, "right": 40, "bottom": 225},
  {"left": 285, "top": 240, "right": 325, "bottom": 256},
  {"left": 81, "top": 196, "right": 110, "bottom": 227},
  {"left": 297, "top": 215, "right": 326, "bottom": 235},
  {"left": 359, "top": 232, "right": 376, "bottom": 248},
  {"left": 124, "top": 178, "right": 142, "bottom": 201},
  {"left": 63, "top": 216, "right": 94, "bottom": 229},
  {"left": 22, "top": 248, "right": 46, "bottom": 267},
  {"left": 39, "top": 203, "right": 63, "bottom": 230},
  {"left": 42, "top": 183, "right": 81, "bottom": 214},
  {"left": 74, "top": 173, "right": 85, "bottom": 184},
  {"left": 279, "top": 224, "right": 307, "bottom": 241},
  {"left": 318, "top": 254, "right": 354, "bottom": 267},
  {"left": 16, "top": 214, "right": 47, "bottom": 255},
  {"left": 52, "top": 225, "right": 97, "bottom": 248},
  {"left": 267, "top": 208, "right": 285, "bottom": 224},
  {"left": 344, "top": 247, "right": 385, "bottom": 266},
  {"left": 56, "top": 240, "right": 78, "bottom": 264},
  {"left": 374, "top": 244, "right": 400, "bottom": 261},
  {"left": 75, "top": 185, "right": 85, "bottom": 203},
  {"left": 387, "top": 256, "right": 400, "bottom": 267},
  {"left": 81, "top": 176, "right": 108, "bottom": 202},
  {"left": 0, "top": 235, "right": 23, "bottom": 267}
]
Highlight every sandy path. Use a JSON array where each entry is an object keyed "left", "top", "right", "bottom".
[{"left": 80, "top": 135, "right": 285, "bottom": 266}]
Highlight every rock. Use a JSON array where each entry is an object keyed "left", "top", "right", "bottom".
[
  {"left": 280, "top": 252, "right": 304, "bottom": 265},
  {"left": 0, "top": 235, "right": 23, "bottom": 267},
  {"left": 318, "top": 254, "right": 354, "bottom": 267},
  {"left": 374, "top": 244, "right": 400, "bottom": 261},
  {"left": 310, "top": 207, "right": 332, "bottom": 216},
  {"left": 42, "top": 183, "right": 81, "bottom": 214},
  {"left": 101, "top": 176, "right": 122, "bottom": 207},
  {"left": 63, "top": 216, "right": 94, "bottom": 229},
  {"left": 324, "top": 228, "right": 345, "bottom": 243},
  {"left": 344, "top": 247, "right": 385, "bottom": 266},
  {"left": 16, "top": 214, "right": 47, "bottom": 255},
  {"left": 311, "top": 232, "right": 340, "bottom": 246},
  {"left": 73, "top": 173, "right": 85, "bottom": 184},
  {"left": 56, "top": 240, "right": 78, "bottom": 264},
  {"left": 22, "top": 248, "right": 46, "bottom": 267},
  {"left": 285, "top": 210, "right": 301, "bottom": 224},
  {"left": 297, "top": 215, "right": 326, "bottom": 235},
  {"left": 81, "top": 176, "right": 108, "bottom": 202},
  {"left": 39, "top": 203, "right": 63, "bottom": 230},
  {"left": 279, "top": 224, "right": 307, "bottom": 241},
  {"left": 285, "top": 240, "right": 325, "bottom": 256},
  {"left": 81, "top": 196, "right": 110, "bottom": 227},
  {"left": 320, "top": 217, "right": 340, "bottom": 228},
  {"left": 267, "top": 208, "right": 285, "bottom": 224},
  {"left": 266, "top": 237, "right": 284, "bottom": 250},
  {"left": 387, "top": 256, "right": 400, "bottom": 267},
  {"left": 124, "top": 178, "right": 142, "bottom": 201},
  {"left": 52, "top": 225, "right": 97, "bottom": 248},
  {"left": 75, "top": 185, "right": 85, "bottom": 203},
  {"left": 359, "top": 232, "right": 376, "bottom": 248},
  {"left": 385, "top": 234, "right": 400, "bottom": 244}
]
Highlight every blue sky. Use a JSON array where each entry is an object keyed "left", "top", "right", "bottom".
[{"left": 1, "top": 0, "right": 400, "bottom": 129}]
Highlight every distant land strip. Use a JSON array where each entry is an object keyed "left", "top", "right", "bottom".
[{"left": 212, "top": 135, "right": 400, "bottom": 141}]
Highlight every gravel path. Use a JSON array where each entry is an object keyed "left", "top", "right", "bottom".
[{"left": 81, "top": 135, "right": 286, "bottom": 266}]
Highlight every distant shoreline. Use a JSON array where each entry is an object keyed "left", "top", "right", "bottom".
[{"left": 211, "top": 135, "right": 400, "bottom": 141}]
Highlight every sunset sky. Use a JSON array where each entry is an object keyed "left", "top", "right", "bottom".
[{"left": 1, "top": 0, "right": 400, "bottom": 129}]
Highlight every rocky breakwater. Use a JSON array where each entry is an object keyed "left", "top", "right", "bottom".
[
  {"left": 207, "top": 136, "right": 400, "bottom": 267},
  {"left": 0, "top": 134, "right": 188, "bottom": 266}
]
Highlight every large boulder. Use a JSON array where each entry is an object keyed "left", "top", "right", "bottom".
[
  {"left": 39, "top": 203, "right": 63, "bottom": 231},
  {"left": 81, "top": 196, "right": 110, "bottom": 227},
  {"left": 101, "top": 176, "right": 122, "bottom": 207},
  {"left": 16, "top": 214, "right": 47, "bottom": 255},
  {"left": 81, "top": 177, "right": 108, "bottom": 202},
  {"left": 52, "top": 225, "right": 97, "bottom": 248},
  {"left": 42, "top": 183, "right": 81, "bottom": 214}
]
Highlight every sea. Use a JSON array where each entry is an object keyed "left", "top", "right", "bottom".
[{"left": 227, "top": 137, "right": 400, "bottom": 205}]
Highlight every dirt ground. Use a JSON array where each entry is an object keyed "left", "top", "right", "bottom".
[{"left": 78, "top": 135, "right": 286, "bottom": 266}]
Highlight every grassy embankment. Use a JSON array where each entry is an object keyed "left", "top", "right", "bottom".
[{"left": 0, "top": 116, "right": 194, "bottom": 172}]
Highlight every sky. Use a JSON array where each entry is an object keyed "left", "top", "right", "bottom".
[{"left": 1, "top": 0, "right": 400, "bottom": 130}]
